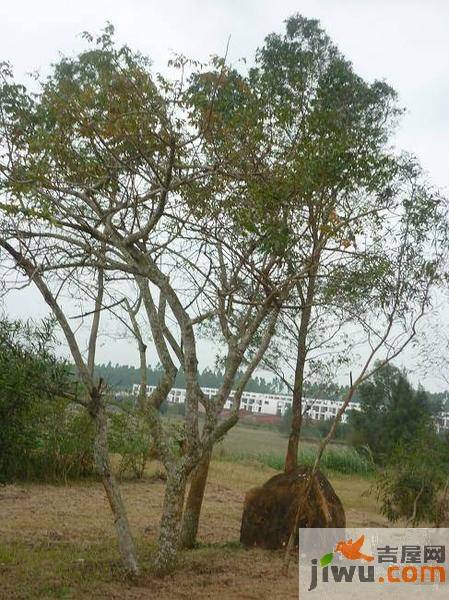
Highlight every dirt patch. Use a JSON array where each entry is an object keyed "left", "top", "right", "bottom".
[{"left": 0, "top": 485, "right": 30, "bottom": 502}]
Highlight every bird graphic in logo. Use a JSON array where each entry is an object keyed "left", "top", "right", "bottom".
[
  {"left": 335, "top": 535, "right": 374, "bottom": 562},
  {"left": 319, "top": 534, "right": 374, "bottom": 567}
]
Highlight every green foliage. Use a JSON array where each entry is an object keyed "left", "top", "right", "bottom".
[
  {"left": 348, "top": 364, "right": 437, "bottom": 464},
  {"left": 29, "top": 402, "right": 95, "bottom": 482},
  {"left": 188, "top": 13, "right": 402, "bottom": 259},
  {"left": 300, "top": 446, "right": 373, "bottom": 475},
  {"left": 0, "top": 318, "right": 95, "bottom": 482},
  {"left": 374, "top": 433, "right": 449, "bottom": 526},
  {"left": 109, "top": 409, "right": 155, "bottom": 479},
  {"left": 362, "top": 366, "right": 449, "bottom": 526}
]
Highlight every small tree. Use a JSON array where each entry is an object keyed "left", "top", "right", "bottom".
[
  {"left": 348, "top": 364, "right": 438, "bottom": 464},
  {"left": 375, "top": 432, "right": 449, "bottom": 526}
]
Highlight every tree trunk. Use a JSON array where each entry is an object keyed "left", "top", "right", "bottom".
[
  {"left": 284, "top": 264, "right": 318, "bottom": 473},
  {"left": 92, "top": 399, "right": 140, "bottom": 575},
  {"left": 154, "top": 466, "right": 188, "bottom": 575},
  {"left": 284, "top": 343, "right": 307, "bottom": 472},
  {"left": 180, "top": 448, "right": 212, "bottom": 548}
]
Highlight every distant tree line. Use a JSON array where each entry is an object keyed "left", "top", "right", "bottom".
[
  {"left": 94, "top": 361, "right": 449, "bottom": 409},
  {"left": 93, "top": 362, "right": 283, "bottom": 394},
  {"left": 94, "top": 361, "right": 364, "bottom": 400},
  {"left": 93, "top": 361, "right": 359, "bottom": 399}
]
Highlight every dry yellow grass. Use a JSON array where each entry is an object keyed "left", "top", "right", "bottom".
[{"left": 0, "top": 458, "right": 385, "bottom": 599}]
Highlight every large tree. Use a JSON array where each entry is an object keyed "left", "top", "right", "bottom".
[
  {"left": 181, "top": 14, "right": 447, "bottom": 551},
  {"left": 0, "top": 28, "right": 296, "bottom": 573},
  {"left": 196, "top": 15, "right": 446, "bottom": 468}
]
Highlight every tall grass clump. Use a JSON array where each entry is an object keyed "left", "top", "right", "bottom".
[{"left": 214, "top": 443, "right": 374, "bottom": 476}]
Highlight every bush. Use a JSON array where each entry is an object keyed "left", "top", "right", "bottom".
[
  {"left": 374, "top": 432, "right": 449, "bottom": 526},
  {"left": 26, "top": 402, "right": 95, "bottom": 482},
  {"left": 0, "top": 318, "right": 95, "bottom": 482},
  {"left": 109, "top": 409, "right": 155, "bottom": 479}
]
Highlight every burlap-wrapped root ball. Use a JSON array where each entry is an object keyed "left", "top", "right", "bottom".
[{"left": 240, "top": 465, "right": 346, "bottom": 549}]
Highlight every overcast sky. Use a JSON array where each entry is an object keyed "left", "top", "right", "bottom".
[{"left": 1, "top": 1, "right": 448, "bottom": 388}]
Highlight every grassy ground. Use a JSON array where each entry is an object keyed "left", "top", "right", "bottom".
[
  {"left": 216, "top": 423, "right": 373, "bottom": 475},
  {"left": 0, "top": 428, "right": 385, "bottom": 599},
  {"left": 218, "top": 423, "right": 299, "bottom": 456}
]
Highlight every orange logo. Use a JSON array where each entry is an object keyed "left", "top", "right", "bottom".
[{"left": 335, "top": 534, "right": 374, "bottom": 562}]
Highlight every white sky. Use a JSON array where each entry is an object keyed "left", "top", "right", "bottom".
[{"left": 1, "top": 0, "right": 448, "bottom": 388}]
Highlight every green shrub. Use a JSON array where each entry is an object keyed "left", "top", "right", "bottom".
[
  {"left": 374, "top": 433, "right": 449, "bottom": 526},
  {"left": 34, "top": 403, "right": 96, "bottom": 481},
  {"left": 0, "top": 318, "right": 95, "bottom": 482},
  {"left": 109, "top": 410, "right": 155, "bottom": 479}
]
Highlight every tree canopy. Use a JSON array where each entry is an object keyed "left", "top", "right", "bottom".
[{"left": 348, "top": 363, "right": 439, "bottom": 463}]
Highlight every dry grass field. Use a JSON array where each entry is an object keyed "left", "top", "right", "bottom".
[{"left": 0, "top": 452, "right": 386, "bottom": 600}]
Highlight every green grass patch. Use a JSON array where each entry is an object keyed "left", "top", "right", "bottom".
[
  {"left": 215, "top": 445, "right": 374, "bottom": 476},
  {"left": 212, "top": 422, "right": 374, "bottom": 476}
]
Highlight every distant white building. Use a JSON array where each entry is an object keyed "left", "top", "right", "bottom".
[
  {"left": 436, "top": 411, "right": 449, "bottom": 433},
  {"left": 130, "top": 384, "right": 449, "bottom": 430},
  {"left": 131, "top": 384, "right": 360, "bottom": 423}
]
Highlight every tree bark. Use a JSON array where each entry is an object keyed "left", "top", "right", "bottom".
[
  {"left": 154, "top": 466, "right": 188, "bottom": 575},
  {"left": 91, "top": 397, "right": 140, "bottom": 575},
  {"left": 180, "top": 448, "right": 212, "bottom": 548},
  {"left": 284, "top": 265, "right": 318, "bottom": 473},
  {"left": 180, "top": 311, "right": 279, "bottom": 548},
  {"left": 284, "top": 347, "right": 307, "bottom": 472},
  {"left": 0, "top": 242, "right": 140, "bottom": 574}
]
